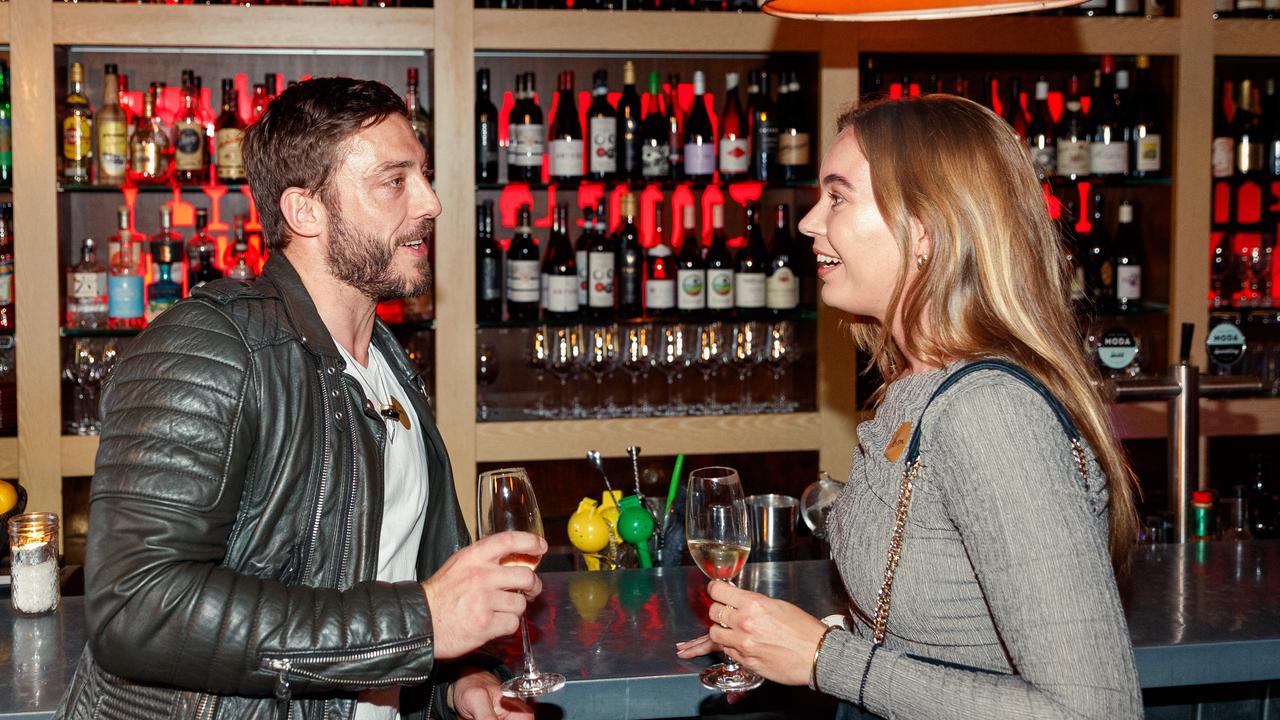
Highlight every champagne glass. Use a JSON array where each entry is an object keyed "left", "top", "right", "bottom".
[
  {"left": 476, "top": 468, "right": 566, "bottom": 698},
  {"left": 685, "top": 466, "right": 764, "bottom": 692}
]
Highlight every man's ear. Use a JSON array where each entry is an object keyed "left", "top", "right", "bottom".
[{"left": 279, "top": 187, "right": 324, "bottom": 245}]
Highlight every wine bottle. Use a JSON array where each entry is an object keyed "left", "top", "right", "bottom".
[
  {"left": 706, "top": 204, "right": 735, "bottom": 316},
  {"left": 1113, "top": 200, "right": 1144, "bottom": 312},
  {"left": 616, "top": 61, "right": 644, "bottom": 181},
  {"left": 509, "top": 73, "right": 545, "bottom": 183},
  {"left": 1059, "top": 199, "right": 1087, "bottom": 308},
  {"left": 615, "top": 193, "right": 645, "bottom": 320},
  {"left": 507, "top": 204, "right": 541, "bottom": 322},
  {"left": 767, "top": 203, "right": 800, "bottom": 314},
  {"left": 778, "top": 73, "right": 811, "bottom": 184},
  {"left": 751, "top": 70, "right": 779, "bottom": 184},
  {"left": 1028, "top": 77, "right": 1056, "bottom": 182},
  {"left": 477, "top": 200, "right": 502, "bottom": 323},
  {"left": 215, "top": 78, "right": 247, "bottom": 184},
  {"left": 96, "top": 64, "right": 128, "bottom": 187},
  {"left": 550, "top": 71, "right": 585, "bottom": 183},
  {"left": 1131, "top": 56, "right": 1162, "bottom": 178},
  {"left": 1265, "top": 78, "right": 1280, "bottom": 178},
  {"left": 586, "top": 69, "right": 616, "bottom": 182},
  {"left": 1056, "top": 75, "right": 1091, "bottom": 182},
  {"left": 735, "top": 202, "right": 768, "bottom": 318},
  {"left": 641, "top": 71, "right": 672, "bottom": 180},
  {"left": 476, "top": 69, "right": 500, "bottom": 184},
  {"left": 666, "top": 73, "right": 684, "bottom": 180},
  {"left": 406, "top": 67, "right": 433, "bottom": 156},
  {"left": 677, "top": 204, "right": 707, "bottom": 319},
  {"left": 646, "top": 203, "right": 676, "bottom": 320},
  {"left": 683, "top": 71, "right": 716, "bottom": 182},
  {"left": 542, "top": 203, "right": 579, "bottom": 323},
  {"left": 1089, "top": 57, "right": 1130, "bottom": 178},
  {"left": 587, "top": 199, "right": 617, "bottom": 321},
  {"left": 576, "top": 205, "right": 595, "bottom": 309},
  {"left": 1085, "top": 193, "right": 1115, "bottom": 310},
  {"left": 1234, "top": 78, "right": 1265, "bottom": 177},
  {"left": 1213, "top": 76, "right": 1235, "bottom": 179},
  {"left": 187, "top": 208, "right": 217, "bottom": 291},
  {"left": 718, "top": 72, "right": 750, "bottom": 182},
  {"left": 1004, "top": 77, "right": 1027, "bottom": 140}
]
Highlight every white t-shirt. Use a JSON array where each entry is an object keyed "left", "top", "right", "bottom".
[{"left": 334, "top": 339, "right": 429, "bottom": 720}]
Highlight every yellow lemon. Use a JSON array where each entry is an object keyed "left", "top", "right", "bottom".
[{"left": 0, "top": 481, "right": 18, "bottom": 516}]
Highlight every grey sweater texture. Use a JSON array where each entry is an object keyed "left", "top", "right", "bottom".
[{"left": 816, "top": 363, "right": 1143, "bottom": 719}]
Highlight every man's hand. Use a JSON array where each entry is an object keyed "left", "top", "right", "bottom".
[
  {"left": 423, "top": 531, "right": 547, "bottom": 660},
  {"left": 449, "top": 668, "right": 535, "bottom": 720}
]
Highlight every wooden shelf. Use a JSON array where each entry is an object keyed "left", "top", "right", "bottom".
[
  {"left": 51, "top": 4, "right": 435, "bottom": 50},
  {"left": 1112, "top": 396, "right": 1280, "bottom": 440},
  {"left": 0, "top": 4, "right": 9, "bottom": 46},
  {"left": 1213, "top": 19, "right": 1280, "bottom": 56},
  {"left": 476, "top": 412, "right": 822, "bottom": 463},
  {"left": 852, "top": 16, "right": 1182, "bottom": 55},
  {"left": 60, "top": 435, "right": 98, "bottom": 478},
  {"left": 0, "top": 438, "right": 16, "bottom": 478}
]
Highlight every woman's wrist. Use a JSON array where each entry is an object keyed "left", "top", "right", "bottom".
[{"left": 810, "top": 625, "right": 843, "bottom": 692}]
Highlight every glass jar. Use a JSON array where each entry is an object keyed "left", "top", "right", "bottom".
[{"left": 7, "top": 512, "right": 60, "bottom": 616}]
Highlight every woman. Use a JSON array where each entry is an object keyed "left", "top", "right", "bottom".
[{"left": 676, "top": 95, "right": 1144, "bottom": 719}]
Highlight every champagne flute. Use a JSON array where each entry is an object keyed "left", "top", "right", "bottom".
[
  {"left": 685, "top": 466, "right": 764, "bottom": 692},
  {"left": 476, "top": 468, "right": 566, "bottom": 698}
]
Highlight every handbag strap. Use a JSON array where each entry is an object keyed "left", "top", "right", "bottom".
[{"left": 869, "top": 359, "right": 1090, "bottom": 646}]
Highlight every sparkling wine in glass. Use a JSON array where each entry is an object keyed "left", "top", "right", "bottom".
[
  {"left": 476, "top": 468, "right": 566, "bottom": 698},
  {"left": 685, "top": 466, "right": 764, "bottom": 692}
]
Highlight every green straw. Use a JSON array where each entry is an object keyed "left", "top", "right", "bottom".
[{"left": 664, "top": 453, "right": 685, "bottom": 519}]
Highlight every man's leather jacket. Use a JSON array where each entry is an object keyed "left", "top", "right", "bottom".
[{"left": 54, "top": 254, "right": 471, "bottom": 720}]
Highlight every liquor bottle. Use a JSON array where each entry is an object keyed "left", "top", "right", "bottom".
[
  {"left": 778, "top": 73, "right": 811, "bottom": 184},
  {"left": 191, "top": 247, "right": 223, "bottom": 290},
  {"left": 1113, "top": 200, "right": 1144, "bottom": 312},
  {"left": 585, "top": 70, "right": 615, "bottom": 182},
  {"left": 62, "top": 62, "right": 94, "bottom": 184},
  {"left": 406, "top": 67, "right": 433, "bottom": 156},
  {"left": 615, "top": 193, "right": 644, "bottom": 320},
  {"left": 107, "top": 205, "right": 145, "bottom": 275},
  {"left": 476, "top": 69, "right": 500, "bottom": 183},
  {"left": 0, "top": 212, "right": 11, "bottom": 331},
  {"left": 146, "top": 241, "right": 182, "bottom": 323},
  {"left": 676, "top": 204, "right": 706, "bottom": 318},
  {"left": 1234, "top": 78, "right": 1265, "bottom": 177},
  {"left": 66, "top": 238, "right": 108, "bottom": 330},
  {"left": 706, "top": 204, "right": 735, "bottom": 316},
  {"left": 96, "top": 64, "right": 128, "bottom": 187},
  {"left": 507, "top": 204, "right": 541, "bottom": 322},
  {"left": 1085, "top": 193, "right": 1115, "bottom": 309},
  {"left": 767, "top": 203, "right": 800, "bottom": 315},
  {"left": 616, "top": 61, "right": 644, "bottom": 181},
  {"left": 0, "top": 63, "right": 10, "bottom": 190},
  {"left": 173, "top": 71, "right": 208, "bottom": 184},
  {"left": 575, "top": 205, "right": 596, "bottom": 309},
  {"left": 250, "top": 83, "right": 270, "bottom": 123},
  {"left": 187, "top": 208, "right": 217, "bottom": 290},
  {"left": 641, "top": 71, "right": 672, "bottom": 180},
  {"left": 666, "top": 73, "right": 684, "bottom": 180},
  {"left": 1090, "top": 57, "right": 1130, "bottom": 178},
  {"left": 129, "top": 87, "right": 172, "bottom": 185},
  {"left": 264, "top": 73, "right": 278, "bottom": 104},
  {"left": 734, "top": 202, "right": 768, "bottom": 318},
  {"left": 1213, "top": 77, "right": 1235, "bottom": 179},
  {"left": 508, "top": 73, "right": 545, "bottom": 183},
  {"left": 718, "top": 72, "right": 750, "bottom": 182},
  {"left": 548, "top": 71, "right": 584, "bottom": 183},
  {"left": 542, "top": 204, "right": 579, "bottom": 323},
  {"left": 1003, "top": 77, "right": 1027, "bottom": 140},
  {"left": 108, "top": 213, "right": 146, "bottom": 331},
  {"left": 226, "top": 217, "right": 258, "bottom": 282},
  {"left": 646, "top": 203, "right": 676, "bottom": 320},
  {"left": 1265, "top": 79, "right": 1280, "bottom": 178},
  {"left": 751, "top": 71, "right": 779, "bottom": 184},
  {"left": 215, "top": 79, "right": 247, "bottom": 184},
  {"left": 1115, "top": 0, "right": 1141, "bottom": 15},
  {"left": 1131, "top": 56, "right": 1163, "bottom": 178},
  {"left": 1060, "top": 198, "right": 1087, "bottom": 307},
  {"left": 1056, "top": 75, "right": 1091, "bottom": 182},
  {"left": 683, "top": 71, "right": 716, "bottom": 183},
  {"left": 152, "top": 204, "right": 186, "bottom": 297},
  {"left": 477, "top": 200, "right": 503, "bottom": 322},
  {"left": 1027, "top": 77, "right": 1056, "bottom": 182}
]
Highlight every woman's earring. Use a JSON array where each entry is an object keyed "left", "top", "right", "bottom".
[{"left": 916, "top": 254, "right": 929, "bottom": 269}]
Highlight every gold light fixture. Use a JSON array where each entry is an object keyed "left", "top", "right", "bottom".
[{"left": 760, "top": 0, "right": 1086, "bottom": 21}]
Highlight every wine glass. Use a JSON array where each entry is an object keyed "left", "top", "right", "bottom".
[
  {"left": 729, "top": 321, "right": 763, "bottom": 413},
  {"left": 63, "top": 339, "right": 100, "bottom": 435},
  {"left": 547, "top": 326, "right": 582, "bottom": 419},
  {"left": 527, "top": 327, "right": 550, "bottom": 418},
  {"left": 477, "top": 344, "right": 498, "bottom": 421},
  {"left": 766, "top": 321, "right": 797, "bottom": 412},
  {"left": 619, "top": 325, "right": 652, "bottom": 417},
  {"left": 685, "top": 466, "right": 764, "bottom": 692},
  {"left": 691, "top": 323, "right": 727, "bottom": 414},
  {"left": 476, "top": 468, "right": 566, "bottom": 698},
  {"left": 584, "top": 325, "right": 618, "bottom": 417},
  {"left": 653, "top": 323, "right": 687, "bottom": 416}
]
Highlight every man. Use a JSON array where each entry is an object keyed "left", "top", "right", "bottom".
[{"left": 54, "top": 77, "right": 542, "bottom": 720}]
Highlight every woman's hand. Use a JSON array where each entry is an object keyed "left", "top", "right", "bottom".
[{"left": 694, "top": 579, "right": 831, "bottom": 687}]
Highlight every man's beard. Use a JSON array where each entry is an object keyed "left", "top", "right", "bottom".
[{"left": 324, "top": 204, "right": 433, "bottom": 302}]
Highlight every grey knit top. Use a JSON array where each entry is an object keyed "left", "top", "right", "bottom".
[{"left": 815, "top": 363, "right": 1143, "bottom": 719}]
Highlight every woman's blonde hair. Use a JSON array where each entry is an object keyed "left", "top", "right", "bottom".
[{"left": 838, "top": 95, "right": 1139, "bottom": 571}]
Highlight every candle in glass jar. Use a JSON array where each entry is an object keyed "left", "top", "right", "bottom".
[{"left": 11, "top": 543, "right": 58, "bottom": 614}]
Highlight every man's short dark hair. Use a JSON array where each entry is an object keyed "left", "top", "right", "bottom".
[{"left": 242, "top": 77, "right": 408, "bottom": 252}]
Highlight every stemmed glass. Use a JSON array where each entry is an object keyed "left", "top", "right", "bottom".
[
  {"left": 619, "top": 325, "right": 651, "bottom": 417},
  {"left": 653, "top": 324, "right": 687, "bottom": 416},
  {"left": 63, "top": 339, "right": 101, "bottom": 435},
  {"left": 547, "top": 326, "right": 582, "bottom": 419},
  {"left": 692, "top": 323, "right": 726, "bottom": 415},
  {"left": 527, "top": 327, "right": 550, "bottom": 418},
  {"left": 766, "top": 321, "right": 797, "bottom": 412},
  {"left": 729, "top": 322, "right": 763, "bottom": 413},
  {"left": 685, "top": 466, "right": 764, "bottom": 692},
  {"left": 476, "top": 344, "right": 498, "bottom": 421},
  {"left": 476, "top": 468, "right": 566, "bottom": 698},
  {"left": 584, "top": 325, "right": 617, "bottom": 417}
]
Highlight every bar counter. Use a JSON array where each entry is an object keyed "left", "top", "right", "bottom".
[{"left": 2, "top": 540, "right": 1278, "bottom": 719}]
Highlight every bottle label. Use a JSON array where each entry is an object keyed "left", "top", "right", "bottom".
[
  {"left": 215, "top": 128, "right": 246, "bottom": 179},
  {"left": 588, "top": 251, "right": 616, "bottom": 308},
  {"left": 1030, "top": 143, "right": 1057, "bottom": 177},
  {"left": 1114, "top": 0, "right": 1139, "bottom": 12},
  {"left": 174, "top": 123, "right": 206, "bottom": 172},
  {"left": 510, "top": 124, "right": 545, "bottom": 168},
  {"left": 1207, "top": 322, "right": 1247, "bottom": 366},
  {"left": 734, "top": 272, "right": 766, "bottom": 308},
  {"left": 97, "top": 119, "right": 129, "bottom": 179},
  {"left": 1056, "top": 139, "right": 1090, "bottom": 177},
  {"left": 618, "top": 259, "right": 642, "bottom": 307},
  {"left": 684, "top": 142, "right": 716, "bottom": 176},
  {"left": 1071, "top": 265, "right": 1087, "bottom": 303},
  {"left": 146, "top": 296, "right": 177, "bottom": 323},
  {"left": 1212, "top": 137, "right": 1235, "bottom": 178},
  {"left": 707, "top": 268, "right": 734, "bottom": 309},
  {"left": 766, "top": 267, "right": 799, "bottom": 310},
  {"left": 588, "top": 117, "right": 617, "bottom": 175},
  {"left": 480, "top": 256, "right": 501, "bottom": 302},
  {"left": 677, "top": 269, "right": 706, "bottom": 310},
  {"left": 544, "top": 274, "right": 579, "bottom": 313},
  {"left": 72, "top": 271, "right": 106, "bottom": 300},
  {"left": 63, "top": 116, "right": 92, "bottom": 162},
  {"left": 1237, "top": 139, "right": 1264, "bottom": 175},
  {"left": 754, "top": 124, "right": 780, "bottom": 155},
  {"left": 1116, "top": 265, "right": 1142, "bottom": 301},
  {"left": 0, "top": 263, "right": 12, "bottom": 305},
  {"left": 1098, "top": 259, "right": 1115, "bottom": 293},
  {"left": 1237, "top": 0, "right": 1262, "bottom": 8},
  {"left": 1136, "top": 134, "right": 1161, "bottom": 173},
  {"left": 549, "top": 138, "right": 584, "bottom": 178},
  {"left": 718, "top": 137, "right": 750, "bottom": 174},
  {"left": 779, "top": 131, "right": 810, "bottom": 167},
  {"left": 506, "top": 259, "right": 541, "bottom": 303},
  {"left": 642, "top": 142, "right": 670, "bottom": 177},
  {"left": 575, "top": 249, "right": 589, "bottom": 305},
  {"left": 1265, "top": 0, "right": 1279, "bottom": 11},
  {"left": 1097, "top": 328, "right": 1138, "bottom": 371},
  {"left": 1089, "top": 141, "right": 1129, "bottom": 175},
  {"left": 131, "top": 141, "right": 163, "bottom": 177},
  {"left": 1214, "top": 0, "right": 1233, "bottom": 10},
  {"left": 107, "top": 275, "right": 145, "bottom": 320},
  {"left": 646, "top": 278, "right": 675, "bottom": 310}
]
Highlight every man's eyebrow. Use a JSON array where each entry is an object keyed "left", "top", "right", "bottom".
[
  {"left": 823, "top": 173, "right": 854, "bottom": 189},
  {"left": 369, "top": 159, "right": 416, "bottom": 176}
]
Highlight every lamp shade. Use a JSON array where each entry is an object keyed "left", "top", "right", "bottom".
[{"left": 760, "top": 0, "right": 1087, "bottom": 21}]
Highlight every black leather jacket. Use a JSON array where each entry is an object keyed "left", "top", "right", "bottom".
[{"left": 54, "top": 254, "right": 471, "bottom": 720}]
